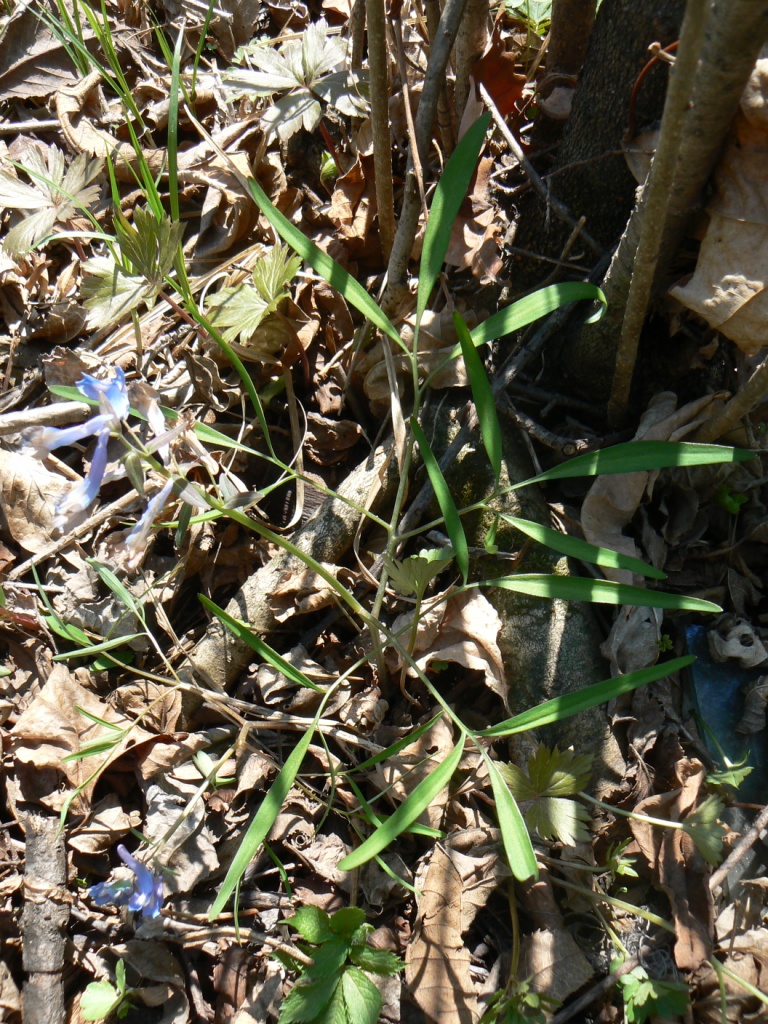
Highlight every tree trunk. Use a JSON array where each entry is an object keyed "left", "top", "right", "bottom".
[{"left": 510, "top": 0, "right": 685, "bottom": 284}]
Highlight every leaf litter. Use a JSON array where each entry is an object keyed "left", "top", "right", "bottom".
[{"left": 0, "top": 3, "right": 766, "bottom": 1024}]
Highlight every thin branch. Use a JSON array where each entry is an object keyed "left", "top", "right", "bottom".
[
  {"left": 381, "top": 0, "right": 469, "bottom": 316},
  {"left": 692, "top": 354, "right": 768, "bottom": 443},
  {"left": 606, "top": 0, "right": 712, "bottom": 426},
  {"left": 366, "top": 0, "right": 396, "bottom": 261},
  {"left": 709, "top": 802, "right": 768, "bottom": 892}
]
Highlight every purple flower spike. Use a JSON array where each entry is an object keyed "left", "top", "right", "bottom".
[{"left": 89, "top": 844, "right": 163, "bottom": 919}]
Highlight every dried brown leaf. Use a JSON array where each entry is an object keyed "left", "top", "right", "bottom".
[{"left": 0, "top": 448, "right": 73, "bottom": 553}]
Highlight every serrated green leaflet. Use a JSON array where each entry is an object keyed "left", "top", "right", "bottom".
[
  {"left": 417, "top": 113, "right": 491, "bottom": 321},
  {"left": 246, "top": 175, "right": 403, "bottom": 351},
  {"left": 338, "top": 735, "right": 466, "bottom": 871},
  {"left": 410, "top": 418, "right": 469, "bottom": 582},
  {"left": 485, "top": 756, "right": 538, "bottom": 880},
  {"left": 479, "top": 656, "right": 695, "bottom": 737},
  {"left": 515, "top": 440, "right": 755, "bottom": 489},
  {"left": 484, "top": 574, "right": 721, "bottom": 612},
  {"left": 455, "top": 310, "right": 502, "bottom": 483},
  {"left": 498, "top": 514, "right": 666, "bottom": 579},
  {"left": 210, "top": 724, "right": 315, "bottom": 919},
  {"left": 200, "top": 595, "right": 324, "bottom": 692}
]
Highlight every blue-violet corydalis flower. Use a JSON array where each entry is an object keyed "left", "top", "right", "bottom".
[
  {"left": 25, "top": 368, "right": 130, "bottom": 533},
  {"left": 89, "top": 843, "right": 163, "bottom": 918}
]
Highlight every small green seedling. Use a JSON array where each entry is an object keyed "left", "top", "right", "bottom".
[
  {"left": 480, "top": 977, "right": 559, "bottom": 1023},
  {"left": 274, "top": 906, "right": 403, "bottom": 1024},
  {"left": 80, "top": 960, "right": 135, "bottom": 1021},
  {"left": 616, "top": 964, "right": 690, "bottom": 1024}
]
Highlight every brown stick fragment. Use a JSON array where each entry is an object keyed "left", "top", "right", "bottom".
[
  {"left": 21, "top": 810, "right": 70, "bottom": 1024},
  {"left": 709, "top": 802, "right": 768, "bottom": 893}
]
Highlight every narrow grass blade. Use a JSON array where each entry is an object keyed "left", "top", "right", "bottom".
[
  {"left": 484, "top": 574, "right": 721, "bottom": 613},
  {"left": 417, "top": 113, "right": 491, "bottom": 321},
  {"left": 497, "top": 515, "right": 666, "bottom": 580},
  {"left": 486, "top": 756, "right": 538, "bottom": 880},
  {"left": 338, "top": 735, "right": 466, "bottom": 871},
  {"left": 467, "top": 282, "right": 607, "bottom": 352},
  {"left": 346, "top": 712, "right": 443, "bottom": 774},
  {"left": 87, "top": 558, "right": 147, "bottom": 622},
  {"left": 52, "top": 634, "right": 144, "bottom": 660},
  {"left": 210, "top": 726, "right": 314, "bottom": 919},
  {"left": 410, "top": 418, "right": 469, "bottom": 583},
  {"left": 167, "top": 24, "right": 185, "bottom": 224},
  {"left": 200, "top": 596, "right": 323, "bottom": 692},
  {"left": 246, "top": 176, "right": 403, "bottom": 351},
  {"left": 479, "top": 656, "right": 695, "bottom": 737},
  {"left": 455, "top": 311, "right": 502, "bottom": 483},
  {"left": 346, "top": 778, "right": 442, "bottom": 839},
  {"left": 514, "top": 440, "right": 755, "bottom": 489}
]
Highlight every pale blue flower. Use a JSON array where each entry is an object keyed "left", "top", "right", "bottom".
[
  {"left": 90, "top": 844, "right": 163, "bottom": 919},
  {"left": 117, "top": 478, "right": 175, "bottom": 571},
  {"left": 24, "top": 368, "right": 131, "bottom": 532},
  {"left": 77, "top": 366, "right": 130, "bottom": 422}
]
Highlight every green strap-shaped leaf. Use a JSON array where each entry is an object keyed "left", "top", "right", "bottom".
[
  {"left": 515, "top": 440, "right": 755, "bottom": 489},
  {"left": 466, "top": 282, "right": 607, "bottom": 352},
  {"left": 410, "top": 418, "right": 469, "bottom": 582},
  {"left": 455, "top": 310, "right": 502, "bottom": 484},
  {"left": 199, "top": 595, "right": 323, "bottom": 692},
  {"left": 209, "top": 726, "right": 315, "bottom": 919},
  {"left": 497, "top": 514, "right": 666, "bottom": 579},
  {"left": 338, "top": 734, "right": 466, "bottom": 871},
  {"left": 417, "top": 113, "right": 491, "bottom": 321},
  {"left": 52, "top": 634, "right": 144, "bottom": 660},
  {"left": 485, "top": 574, "right": 721, "bottom": 612},
  {"left": 486, "top": 756, "right": 538, "bottom": 881},
  {"left": 479, "top": 655, "right": 695, "bottom": 738},
  {"left": 346, "top": 712, "right": 443, "bottom": 774},
  {"left": 247, "top": 176, "right": 403, "bottom": 351}
]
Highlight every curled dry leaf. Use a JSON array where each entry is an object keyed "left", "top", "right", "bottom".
[
  {"left": 670, "top": 60, "right": 768, "bottom": 352},
  {"left": 405, "top": 845, "right": 482, "bottom": 1023},
  {"left": 8, "top": 665, "right": 155, "bottom": 816},
  {"left": 628, "top": 758, "right": 717, "bottom": 971},
  {"left": 386, "top": 590, "right": 506, "bottom": 703},
  {"left": 582, "top": 391, "right": 717, "bottom": 584},
  {"left": 521, "top": 929, "right": 594, "bottom": 1007},
  {"left": 736, "top": 676, "right": 768, "bottom": 734},
  {"left": 708, "top": 613, "right": 768, "bottom": 668},
  {"left": 0, "top": 447, "right": 74, "bottom": 553},
  {"left": 269, "top": 563, "right": 357, "bottom": 622},
  {"left": 600, "top": 605, "right": 662, "bottom": 676}
]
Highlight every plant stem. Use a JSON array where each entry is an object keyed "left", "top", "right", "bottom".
[
  {"left": 366, "top": 0, "right": 396, "bottom": 261},
  {"left": 579, "top": 791, "right": 685, "bottom": 832}
]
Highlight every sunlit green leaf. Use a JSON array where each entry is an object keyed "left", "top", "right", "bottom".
[
  {"left": 498, "top": 514, "right": 666, "bottom": 579},
  {"left": 410, "top": 418, "right": 469, "bottom": 583},
  {"left": 479, "top": 656, "right": 695, "bottom": 738},
  {"left": 339, "top": 735, "right": 466, "bottom": 871},
  {"left": 455, "top": 310, "right": 502, "bottom": 483},
  {"left": 484, "top": 574, "right": 721, "bottom": 613}
]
